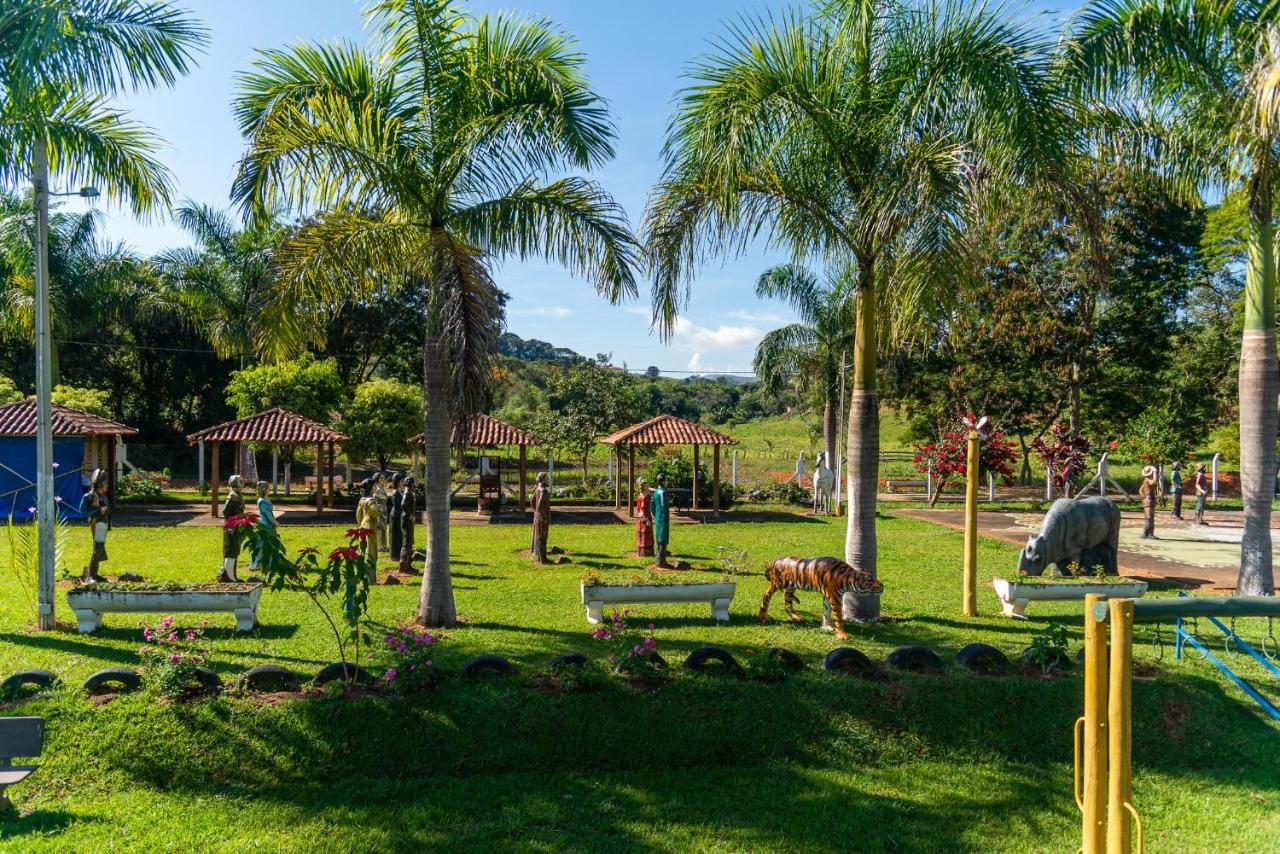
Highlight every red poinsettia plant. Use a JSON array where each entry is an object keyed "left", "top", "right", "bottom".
[
  {"left": 912, "top": 414, "right": 1017, "bottom": 506},
  {"left": 237, "top": 519, "right": 375, "bottom": 679}
]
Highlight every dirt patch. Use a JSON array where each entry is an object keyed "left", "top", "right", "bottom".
[
  {"left": 1162, "top": 698, "right": 1190, "bottom": 741},
  {"left": 530, "top": 676, "right": 565, "bottom": 695},
  {"left": 885, "top": 681, "right": 915, "bottom": 708},
  {"left": 88, "top": 693, "right": 119, "bottom": 707}
]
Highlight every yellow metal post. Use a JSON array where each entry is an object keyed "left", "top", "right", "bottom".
[
  {"left": 1107, "top": 598, "right": 1135, "bottom": 853},
  {"left": 962, "top": 429, "right": 979, "bottom": 616},
  {"left": 1082, "top": 594, "right": 1109, "bottom": 853}
]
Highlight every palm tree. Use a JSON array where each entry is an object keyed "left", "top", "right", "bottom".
[
  {"left": 1066, "top": 0, "right": 1278, "bottom": 595},
  {"left": 645, "top": 0, "right": 1061, "bottom": 619},
  {"left": 232, "top": 0, "right": 640, "bottom": 627},
  {"left": 752, "top": 263, "right": 855, "bottom": 467},
  {"left": 155, "top": 201, "right": 289, "bottom": 364},
  {"left": 0, "top": 190, "right": 145, "bottom": 383}
]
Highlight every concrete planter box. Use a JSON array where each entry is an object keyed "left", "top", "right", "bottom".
[
  {"left": 66, "top": 585, "right": 263, "bottom": 634},
  {"left": 992, "top": 577, "right": 1148, "bottom": 620},
  {"left": 581, "top": 581, "right": 735, "bottom": 623}
]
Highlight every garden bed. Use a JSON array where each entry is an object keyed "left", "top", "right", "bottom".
[
  {"left": 66, "top": 583, "right": 263, "bottom": 634},
  {"left": 992, "top": 576, "right": 1148, "bottom": 619}
]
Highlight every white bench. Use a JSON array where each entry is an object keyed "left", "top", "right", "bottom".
[
  {"left": 0, "top": 717, "right": 43, "bottom": 812},
  {"left": 581, "top": 581, "right": 736, "bottom": 623}
]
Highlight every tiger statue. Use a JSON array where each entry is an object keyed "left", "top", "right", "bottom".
[{"left": 758, "top": 556, "right": 883, "bottom": 640}]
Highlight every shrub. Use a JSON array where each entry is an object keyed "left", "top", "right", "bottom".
[
  {"left": 590, "top": 608, "right": 666, "bottom": 682},
  {"left": 743, "top": 648, "right": 790, "bottom": 683},
  {"left": 1026, "top": 623, "right": 1070, "bottom": 674},
  {"left": 119, "top": 473, "right": 164, "bottom": 500},
  {"left": 138, "top": 616, "right": 211, "bottom": 698},
  {"left": 380, "top": 626, "right": 446, "bottom": 693}
]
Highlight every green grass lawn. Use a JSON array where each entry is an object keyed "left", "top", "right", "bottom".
[{"left": 0, "top": 513, "right": 1277, "bottom": 851}]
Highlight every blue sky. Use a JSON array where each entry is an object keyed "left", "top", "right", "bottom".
[{"left": 65, "top": 0, "right": 1075, "bottom": 376}]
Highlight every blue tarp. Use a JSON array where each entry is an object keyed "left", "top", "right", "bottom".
[{"left": 0, "top": 436, "right": 87, "bottom": 521}]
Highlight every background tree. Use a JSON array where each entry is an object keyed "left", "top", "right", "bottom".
[
  {"left": 339, "top": 378, "right": 422, "bottom": 472},
  {"left": 1067, "top": 0, "right": 1278, "bottom": 594},
  {"left": 644, "top": 0, "right": 1062, "bottom": 618},
  {"left": 50, "top": 383, "right": 109, "bottom": 416},
  {"left": 232, "top": 0, "right": 640, "bottom": 627},
  {"left": 752, "top": 263, "right": 854, "bottom": 467},
  {"left": 532, "top": 360, "right": 643, "bottom": 484},
  {"left": 1034, "top": 422, "right": 1091, "bottom": 497},
  {"left": 911, "top": 416, "right": 1017, "bottom": 507}
]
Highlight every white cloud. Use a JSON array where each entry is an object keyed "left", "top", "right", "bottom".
[
  {"left": 728, "top": 308, "right": 789, "bottom": 324},
  {"left": 687, "top": 352, "right": 706, "bottom": 372},
  {"left": 671, "top": 316, "right": 763, "bottom": 352},
  {"left": 512, "top": 306, "right": 571, "bottom": 319}
]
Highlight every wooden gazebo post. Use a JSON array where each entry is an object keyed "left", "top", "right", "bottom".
[
  {"left": 327, "top": 441, "right": 336, "bottom": 508},
  {"left": 692, "top": 444, "right": 700, "bottom": 512},
  {"left": 519, "top": 444, "right": 528, "bottom": 512},
  {"left": 713, "top": 444, "right": 721, "bottom": 514},
  {"left": 315, "top": 441, "right": 323, "bottom": 514},
  {"left": 628, "top": 443, "right": 635, "bottom": 517},
  {"left": 210, "top": 441, "right": 221, "bottom": 517}
]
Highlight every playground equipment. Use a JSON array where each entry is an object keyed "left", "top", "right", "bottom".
[{"left": 1075, "top": 593, "right": 1280, "bottom": 853}]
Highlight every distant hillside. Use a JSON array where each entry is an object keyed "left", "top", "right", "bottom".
[{"left": 497, "top": 332, "right": 585, "bottom": 365}]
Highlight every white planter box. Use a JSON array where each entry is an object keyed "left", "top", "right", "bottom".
[
  {"left": 66, "top": 585, "right": 264, "bottom": 633},
  {"left": 992, "top": 577, "right": 1148, "bottom": 620},
  {"left": 581, "top": 581, "right": 736, "bottom": 623}
]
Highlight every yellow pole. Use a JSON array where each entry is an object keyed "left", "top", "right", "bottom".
[
  {"left": 962, "top": 429, "right": 979, "bottom": 616},
  {"left": 1082, "top": 594, "right": 1109, "bottom": 853},
  {"left": 1107, "top": 598, "right": 1135, "bottom": 853}
]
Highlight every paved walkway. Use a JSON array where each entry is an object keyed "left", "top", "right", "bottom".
[{"left": 894, "top": 507, "right": 1279, "bottom": 591}]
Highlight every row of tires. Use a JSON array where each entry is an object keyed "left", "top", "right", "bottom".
[{"left": 0, "top": 642, "right": 1037, "bottom": 699}]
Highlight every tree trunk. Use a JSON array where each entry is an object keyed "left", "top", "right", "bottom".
[
  {"left": 416, "top": 335, "right": 458, "bottom": 626},
  {"left": 843, "top": 260, "right": 879, "bottom": 621},
  {"left": 1239, "top": 169, "right": 1277, "bottom": 597},
  {"left": 1068, "top": 362, "right": 1081, "bottom": 437},
  {"left": 1017, "top": 434, "right": 1031, "bottom": 485},
  {"left": 823, "top": 394, "right": 837, "bottom": 470},
  {"left": 582, "top": 452, "right": 589, "bottom": 486}
]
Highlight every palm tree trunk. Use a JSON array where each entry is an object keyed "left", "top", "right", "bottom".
[
  {"left": 416, "top": 335, "right": 458, "bottom": 626},
  {"left": 823, "top": 395, "right": 837, "bottom": 471},
  {"left": 843, "top": 260, "right": 879, "bottom": 621},
  {"left": 1239, "top": 170, "right": 1277, "bottom": 597}
]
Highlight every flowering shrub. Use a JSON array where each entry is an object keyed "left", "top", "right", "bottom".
[
  {"left": 118, "top": 473, "right": 164, "bottom": 500},
  {"left": 380, "top": 626, "right": 446, "bottom": 694},
  {"left": 743, "top": 647, "right": 791, "bottom": 683},
  {"left": 240, "top": 521, "right": 374, "bottom": 679},
  {"left": 138, "top": 615, "right": 211, "bottom": 698},
  {"left": 1033, "top": 423, "right": 1091, "bottom": 496},
  {"left": 591, "top": 608, "right": 666, "bottom": 680},
  {"left": 912, "top": 415, "right": 1017, "bottom": 506}
]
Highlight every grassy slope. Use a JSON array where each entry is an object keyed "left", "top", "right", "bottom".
[{"left": 0, "top": 514, "right": 1276, "bottom": 852}]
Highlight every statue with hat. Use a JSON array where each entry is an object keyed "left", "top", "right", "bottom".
[
  {"left": 389, "top": 472, "right": 405, "bottom": 560},
  {"left": 398, "top": 475, "right": 417, "bottom": 574},
  {"left": 250, "top": 480, "right": 276, "bottom": 571},
  {"left": 78, "top": 468, "right": 111, "bottom": 582},
  {"left": 1139, "top": 465, "right": 1160, "bottom": 539},
  {"left": 218, "top": 474, "right": 246, "bottom": 581}
]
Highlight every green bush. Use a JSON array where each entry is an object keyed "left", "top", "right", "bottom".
[{"left": 119, "top": 473, "right": 164, "bottom": 500}]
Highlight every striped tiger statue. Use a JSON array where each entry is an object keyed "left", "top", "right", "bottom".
[{"left": 758, "top": 556, "right": 883, "bottom": 640}]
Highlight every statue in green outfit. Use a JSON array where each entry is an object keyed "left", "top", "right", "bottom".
[{"left": 651, "top": 472, "right": 671, "bottom": 568}]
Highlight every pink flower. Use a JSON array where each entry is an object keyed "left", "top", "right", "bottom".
[
  {"left": 643, "top": 637, "right": 655, "bottom": 649},
  {"left": 633, "top": 644, "right": 643, "bottom": 656},
  {"left": 51, "top": 462, "right": 60, "bottom": 469},
  {"left": 169, "top": 653, "right": 181, "bottom": 663},
  {"left": 162, "top": 616, "right": 174, "bottom": 629},
  {"left": 167, "top": 632, "right": 178, "bottom": 643},
  {"left": 425, "top": 660, "right": 432, "bottom": 667},
  {"left": 384, "top": 668, "right": 397, "bottom": 681},
  {"left": 143, "top": 629, "right": 153, "bottom": 641}
]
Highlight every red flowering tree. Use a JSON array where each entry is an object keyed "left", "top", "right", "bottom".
[
  {"left": 239, "top": 519, "right": 374, "bottom": 679},
  {"left": 912, "top": 416, "right": 1017, "bottom": 506},
  {"left": 1032, "top": 422, "right": 1091, "bottom": 497}
]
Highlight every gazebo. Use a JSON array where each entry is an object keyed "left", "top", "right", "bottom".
[
  {"left": 0, "top": 400, "right": 137, "bottom": 516},
  {"left": 601, "top": 414, "right": 738, "bottom": 515},
  {"left": 186, "top": 408, "right": 349, "bottom": 516},
  {"left": 410, "top": 413, "right": 542, "bottom": 511}
]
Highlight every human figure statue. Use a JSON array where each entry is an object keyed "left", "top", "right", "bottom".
[
  {"left": 1139, "top": 465, "right": 1159, "bottom": 539},
  {"left": 389, "top": 472, "right": 404, "bottom": 560},
  {"left": 530, "top": 472, "right": 551, "bottom": 564},
  {"left": 812, "top": 451, "right": 835, "bottom": 515},
  {"left": 1194, "top": 462, "right": 1209, "bottom": 526},
  {"left": 1168, "top": 460, "right": 1183, "bottom": 521},
  {"left": 356, "top": 477, "right": 382, "bottom": 550},
  {"left": 78, "top": 468, "right": 110, "bottom": 582},
  {"left": 372, "top": 472, "right": 389, "bottom": 553},
  {"left": 651, "top": 473, "right": 671, "bottom": 568},
  {"left": 219, "top": 475, "right": 246, "bottom": 582},
  {"left": 250, "top": 480, "right": 277, "bottom": 571},
  {"left": 398, "top": 476, "right": 417, "bottom": 574},
  {"left": 634, "top": 477, "right": 654, "bottom": 558}
]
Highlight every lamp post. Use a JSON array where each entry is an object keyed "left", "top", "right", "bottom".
[
  {"left": 961, "top": 415, "right": 989, "bottom": 618},
  {"left": 32, "top": 136, "right": 98, "bottom": 631}
]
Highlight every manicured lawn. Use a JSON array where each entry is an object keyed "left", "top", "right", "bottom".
[{"left": 0, "top": 512, "right": 1276, "bottom": 851}]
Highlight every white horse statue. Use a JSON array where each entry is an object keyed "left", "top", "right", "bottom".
[{"left": 812, "top": 452, "right": 835, "bottom": 515}]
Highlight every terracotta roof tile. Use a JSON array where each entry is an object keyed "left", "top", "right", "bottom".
[
  {"left": 186, "top": 407, "right": 348, "bottom": 444},
  {"left": 410, "top": 413, "right": 541, "bottom": 447},
  {"left": 0, "top": 400, "right": 137, "bottom": 437},
  {"left": 601, "top": 414, "right": 737, "bottom": 446}
]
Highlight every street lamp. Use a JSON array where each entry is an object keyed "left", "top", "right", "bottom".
[{"left": 32, "top": 131, "right": 99, "bottom": 629}]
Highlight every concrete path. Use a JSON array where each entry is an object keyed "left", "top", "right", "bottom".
[{"left": 894, "top": 507, "right": 1280, "bottom": 592}]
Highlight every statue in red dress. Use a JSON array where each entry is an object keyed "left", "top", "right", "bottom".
[{"left": 634, "top": 478, "right": 654, "bottom": 557}]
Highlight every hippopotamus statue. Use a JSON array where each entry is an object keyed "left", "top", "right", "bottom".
[{"left": 1018, "top": 497, "right": 1120, "bottom": 576}]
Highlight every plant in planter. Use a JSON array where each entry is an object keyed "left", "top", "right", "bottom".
[
  {"left": 591, "top": 609, "right": 667, "bottom": 683},
  {"left": 241, "top": 520, "right": 374, "bottom": 682},
  {"left": 137, "top": 615, "right": 212, "bottom": 698},
  {"left": 1025, "top": 623, "right": 1070, "bottom": 674},
  {"left": 716, "top": 546, "right": 751, "bottom": 576},
  {"left": 379, "top": 626, "right": 446, "bottom": 694}
]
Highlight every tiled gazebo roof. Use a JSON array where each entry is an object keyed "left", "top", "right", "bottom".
[
  {"left": 601, "top": 414, "right": 737, "bottom": 446},
  {"left": 185, "top": 407, "right": 348, "bottom": 445},
  {"left": 0, "top": 400, "right": 137, "bottom": 437},
  {"left": 410, "top": 413, "right": 541, "bottom": 447}
]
